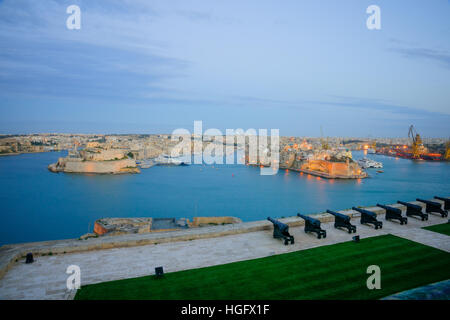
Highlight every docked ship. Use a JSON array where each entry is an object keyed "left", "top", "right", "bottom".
[{"left": 154, "top": 154, "right": 189, "bottom": 166}]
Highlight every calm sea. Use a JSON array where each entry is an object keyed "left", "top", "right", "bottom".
[{"left": 0, "top": 150, "right": 448, "bottom": 245}]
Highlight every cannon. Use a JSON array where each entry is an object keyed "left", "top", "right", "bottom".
[
  {"left": 376, "top": 204, "right": 407, "bottom": 225},
  {"left": 297, "top": 213, "right": 326, "bottom": 239},
  {"left": 398, "top": 200, "right": 428, "bottom": 221},
  {"left": 352, "top": 207, "right": 383, "bottom": 229},
  {"left": 434, "top": 196, "right": 450, "bottom": 211},
  {"left": 417, "top": 198, "right": 448, "bottom": 217},
  {"left": 267, "top": 217, "right": 294, "bottom": 245},
  {"left": 326, "top": 210, "right": 356, "bottom": 233}
]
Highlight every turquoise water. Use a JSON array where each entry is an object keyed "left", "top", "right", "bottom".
[{"left": 0, "top": 151, "right": 448, "bottom": 245}]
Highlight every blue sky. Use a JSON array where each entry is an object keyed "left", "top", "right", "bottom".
[{"left": 0, "top": 0, "right": 449, "bottom": 137}]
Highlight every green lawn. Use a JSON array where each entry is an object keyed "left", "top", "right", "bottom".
[
  {"left": 423, "top": 223, "right": 450, "bottom": 236},
  {"left": 75, "top": 234, "right": 450, "bottom": 300}
]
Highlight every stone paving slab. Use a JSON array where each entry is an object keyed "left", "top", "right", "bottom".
[
  {"left": 390, "top": 227, "right": 450, "bottom": 253},
  {"left": 0, "top": 207, "right": 448, "bottom": 300}
]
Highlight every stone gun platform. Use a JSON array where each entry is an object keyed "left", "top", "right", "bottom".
[{"left": 0, "top": 198, "right": 448, "bottom": 299}]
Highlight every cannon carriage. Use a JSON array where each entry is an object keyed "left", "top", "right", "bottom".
[
  {"left": 297, "top": 213, "right": 326, "bottom": 239},
  {"left": 376, "top": 204, "right": 407, "bottom": 225},
  {"left": 397, "top": 200, "right": 428, "bottom": 221},
  {"left": 352, "top": 207, "right": 383, "bottom": 229},
  {"left": 267, "top": 217, "right": 295, "bottom": 245},
  {"left": 326, "top": 210, "right": 356, "bottom": 233},
  {"left": 417, "top": 198, "right": 448, "bottom": 218}
]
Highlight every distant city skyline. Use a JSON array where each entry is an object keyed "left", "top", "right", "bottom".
[{"left": 0, "top": 0, "right": 449, "bottom": 138}]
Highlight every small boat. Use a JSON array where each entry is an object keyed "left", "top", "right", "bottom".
[{"left": 376, "top": 170, "right": 384, "bottom": 173}]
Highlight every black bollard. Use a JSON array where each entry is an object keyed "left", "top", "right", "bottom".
[
  {"left": 155, "top": 266, "right": 164, "bottom": 278},
  {"left": 25, "top": 253, "right": 34, "bottom": 264}
]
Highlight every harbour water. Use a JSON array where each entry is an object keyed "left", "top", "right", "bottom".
[{"left": 0, "top": 151, "right": 448, "bottom": 245}]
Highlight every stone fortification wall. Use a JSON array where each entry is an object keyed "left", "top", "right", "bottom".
[
  {"left": 83, "top": 149, "right": 127, "bottom": 161},
  {"left": 62, "top": 158, "right": 136, "bottom": 174}
]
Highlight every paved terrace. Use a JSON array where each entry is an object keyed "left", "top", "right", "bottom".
[{"left": 0, "top": 199, "right": 448, "bottom": 300}]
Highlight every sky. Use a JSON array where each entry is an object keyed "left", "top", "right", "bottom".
[{"left": 0, "top": 0, "right": 449, "bottom": 137}]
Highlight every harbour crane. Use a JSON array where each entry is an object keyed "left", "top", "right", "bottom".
[{"left": 408, "top": 125, "right": 427, "bottom": 159}]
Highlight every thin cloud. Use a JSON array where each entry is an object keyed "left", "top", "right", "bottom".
[{"left": 390, "top": 47, "right": 450, "bottom": 69}]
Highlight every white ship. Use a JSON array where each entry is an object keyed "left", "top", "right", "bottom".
[
  {"left": 154, "top": 154, "right": 189, "bottom": 166},
  {"left": 357, "top": 158, "right": 383, "bottom": 169}
]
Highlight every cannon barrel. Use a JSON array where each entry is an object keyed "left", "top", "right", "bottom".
[
  {"left": 267, "top": 216, "right": 285, "bottom": 225},
  {"left": 376, "top": 203, "right": 401, "bottom": 213},
  {"left": 417, "top": 198, "right": 440, "bottom": 207},
  {"left": 267, "top": 216, "right": 276, "bottom": 223},
  {"left": 326, "top": 209, "right": 350, "bottom": 220},
  {"left": 397, "top": 200, "right": 422, "bottom": 210},
  {"left": 352, "top": 207, "right": 376, "bottom": 218},
  {"left": 297, "top": 212, "right": 309, "bottom": 220},
  {"left": 267, "top": 217, "right": 288, "bottom": 232},
  {"left": 297, "top": 213, "right": 320, "bottom": 224}
]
